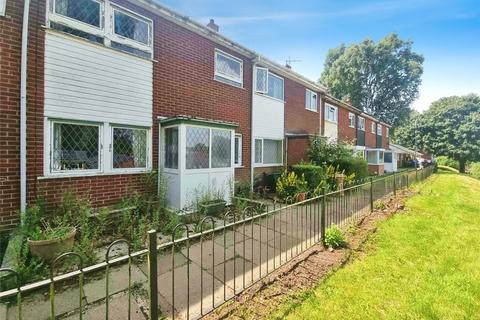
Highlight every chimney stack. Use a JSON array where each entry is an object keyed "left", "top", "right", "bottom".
[{"left": 207, "top": 19, "right": 219, "bottom": 32}]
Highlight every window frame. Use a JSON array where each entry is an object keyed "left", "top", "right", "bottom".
[
  {"left": 111, "top": 125, "right": 150, "bottom": 173},
  {"left": 358, "top": 117, "right": 365, "bottom": 131},
  {"left": 163, "top": 126, "right": 179, "bottom": 171},
  {"left": 214, "top": 49, "right": 244, "bottom": 87},
  {"left": 305, "top": 89, "right": 318, "bottom": 112},
  {"left": 348, "top": 112, "right": 356, "bottom": 128},
  {"left": 386, "top": 127, "right": 390, "bottom": 138},
  {"left": 234, "top": 134, "right": 243, "bottom": 167},
  {"left": 254, "top": 67, "right": 285, "bottom": 102},
  {"left": 377, "top": 124, "right": 383, "bottom": 136},
  {"left": 0, "top": 0, "right": 7, "bottom": 16},
  {"left": 49, "top": 0, "right": 105, "bottom": 36},
  {"left": 324, "top": 104, "right": 338, "bottom": 123},
  {"left": 371, "top": 122, "right": 376, "bottom": 133},
  {"left": 253, "top": 137, "right": 283, "bottom": 167},
  {"left": 48, "top": 119, "right": 103, "bottom": 175}
]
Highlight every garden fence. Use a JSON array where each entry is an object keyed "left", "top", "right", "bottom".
[{"left": 0, "top": 167, "right": 433, "bottom": 320}]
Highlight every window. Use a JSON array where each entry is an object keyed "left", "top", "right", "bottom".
[
  {"left": 366, "top": 150, "right": 377, "bottom": 164},
  {"left": 112, "top": 127, "right": 147, "bottom": 169},
  {"left": 164, "top": 127, "right": 178, "bottom": 169},
  {"left": 384, "top": 152, "right": 393, "bottom": 163},
  {"left": 305, "top": 89, "right": 318, "bottom": 111},
  {"left": 386, "top": 127, "right": 390, "bottom": 138},
  {"left": 0, "top": 0, "right": 6, "bottom": 16},
  {"left": 234, "top": 134, "right": 242, "bottom": 166},
  {"left": 377, "top": 124, "right": 382, "bottom": 136},
  {"left": 379, "top": 151, "right": 384, "bottom": 164},
  {"left": 358, "top": 117, "right": 365, "bottom": 131},
  {"left": 254, "top": 139, "right": 263, "bottom": 163},
  {"left": 185, "top": 126, "right": 232, "bottom": 170},
  {"left": 254, "top": 138, "right": 283, "bottom": 165},
  {"left": 348, "top": 113, "right": 355, "bottom": 128},
  {"left": 211, "top": 129, "right": 231, "bottom": 168},
  {"left": 48, "top": 0, "right": 153, "bottom": 58},
  {"left": 51, "top": 122, "right": 101, "bottom": 172},
  {"left": 371, "top": 122, "right": 376, "bottom": 133},
  {"left": 325, "top": 104, "right": 338, "bottom": 123},
  {"left": 214, "top": 50, "right": 243, "bottom": 87},
  {"left": 255, "top": 67, "right": 284, "bottom": 101}
]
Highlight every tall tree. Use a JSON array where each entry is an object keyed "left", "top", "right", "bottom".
[
  {"left": 320, "top": 33, "right": 424, "bottom": 126},
  {"left": 393, "top": 94, "right": 480, "bottom": 173}
]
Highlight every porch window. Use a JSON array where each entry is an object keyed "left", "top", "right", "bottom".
[
  {"left": 112, "top": 127, "right": 147, "bottom": 169},
  {"left": 186, "top": 127, "right": 210, "bottom": 169},
  {"left": 366, "top": 150, "right": 377, "bottom": 164},
  {"left": 52, "top": 122, "right": 100, "bottom": 172},
  {"left": 164, "top": 127, "right": 179, "bottom": 169},
  {"left": 305, "top": 89, "right": 318, "bottom": 111},
  {"left": 214, "top": 50, "right": 243, "bottom": 87},
  {"left": 53, "top": 0, "right": 101, "bottom": 28},
  {"left": 384, "top": 152, "right": 393, "bottom": 163},
  {"left": 234, "top": 134, "right": 242, "bottom": 166},
  {"left": 211, "top": 129, "right": 231, "bottom": 168},
  {"left": 348, "top": 113, "right": 355, "bottom": 128}
]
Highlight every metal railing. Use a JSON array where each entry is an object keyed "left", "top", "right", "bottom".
[{"left": 0, "top": 167, "right": 433, "bottom": 320}]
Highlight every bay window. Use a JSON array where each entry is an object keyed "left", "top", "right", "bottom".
[
  {"left": 214, "top": 49, "right": 243, "bottom": 87},
  {"left": 255, "top": 67, "right": 284, "bottom": 101}
]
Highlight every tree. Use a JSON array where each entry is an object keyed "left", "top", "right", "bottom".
[
  {"left": 320, "top": 33, "right": 424, "bottom": 127},
  {"left": 393, "top": 94, "right": 480, "bottom": 173}
]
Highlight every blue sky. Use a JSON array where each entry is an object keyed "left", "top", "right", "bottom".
[{"left": 160, "top": 0, "right": 480, "bottom": 111}]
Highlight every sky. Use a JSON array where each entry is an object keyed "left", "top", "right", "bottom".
[{"left": 159, "top": 0, "right": 480, "bottom": 112}]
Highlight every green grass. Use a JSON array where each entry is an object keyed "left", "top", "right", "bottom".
[{"left": 271, "top": 170, "right": 480, "bottom": 320}]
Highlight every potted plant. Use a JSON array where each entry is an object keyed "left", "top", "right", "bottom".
[
  {"left": 27, "top": 218, "right": 76, "bottom": 261},
  {"left": 198, "top": 189, "right": 227, "bottom": 216}
]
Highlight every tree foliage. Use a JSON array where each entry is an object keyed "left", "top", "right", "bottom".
[
  {"left": 320, "top": 33, "right": 424, "bottom": 126},
  {"left": 393, "top": 94, "right": 480, "bottom": 173}
]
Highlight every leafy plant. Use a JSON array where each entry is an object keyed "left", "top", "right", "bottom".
[
  {"left": 468, "top": 162, "right": 480, "bottom": 179},
  {"left": 374, "top": 200, "right": 386, "bottom": 210},
  {"left": 436, "top": 156, "right": 459, "bottom": 170},
  {"left": 276, "top": 170, "right": 308, "bottom": 201},
  {"left": 324, "top": 225, "right": 346, "bottom": 248}
]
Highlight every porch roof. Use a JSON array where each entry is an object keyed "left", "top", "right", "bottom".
[{"left": 158, "top": 115, "right": 239, "bottom": 129}]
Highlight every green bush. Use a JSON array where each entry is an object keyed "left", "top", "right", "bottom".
[
  {"left": 291, "top": 163, "right": 326, "bottom": 189},
  {"left": 276, "top": 170, "right": 308, "bottom": 200},
  {"left": 324, "top": 225, "right": 346, "bottom": 248},
  {"left": 436, "top": 156, "right": 459, "bottom": 170},
  {"left": 468, "top": 162, "right": 480, "bottom": 179},
  {"left": 337, "top": 156, "right": 369, "bottom": 180}
]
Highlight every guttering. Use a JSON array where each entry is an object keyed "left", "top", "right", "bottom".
[{"left": 20, "top": 0, "right": 31, "bottom": 214}]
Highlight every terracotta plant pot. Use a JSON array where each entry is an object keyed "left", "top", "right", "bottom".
[
  {"left": 28, "top": 227, "right": 76, "bottom": 261},
  {"left": 296, "top": 192, "right": 307, "bottom": 202}
]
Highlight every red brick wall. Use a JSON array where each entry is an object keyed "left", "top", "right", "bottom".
[
  {"left": 286, "top": 137, "right": 310, "bottom": 165},
  {"left": 284, "top": 79, "right": 320, "bottom": 135},
  {"left": 383, "top": 126, "right": 389, "bottom": 149},
  {"left": 368, "top": 164, "right": 384, "bottom": 175},
  {"left": 337, "top": 107, "right": 357, "bottom": 144}
]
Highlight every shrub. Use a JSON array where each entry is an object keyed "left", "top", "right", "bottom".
[
  {"left": 436, "top": 156, "right": 459, "bottom": 170},
  {"left": 276, "top": 170, "right": 308, "bottom": 200},
  {"left": 337, "top": 156, "right": 369, "bottom": 180},
  {"left": 291, "top": 163, "right": 326, "bottom": 189},
  {"left": 324, "top": 225, "right": 346, "bottom": 248},
  {"left": 468, "top": 162, "right": 480, "bottom": 179}
]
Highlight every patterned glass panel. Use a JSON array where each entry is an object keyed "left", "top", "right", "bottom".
[
  {"left": 255, "top": 67, "right": 268, "bottom": 93},
  {"left": 255, "top": 139, "right": 262, "bottom": 163},
  {"left": 267, "top": 73, "right": 284, "bottom": 100},
  {"left": 114, "top": 9, "right": 149, "bottom": 45},
  {"left": 212, "top": 129, "right": 231, "bottom": 168},
  {"left": 164, "top": 127, "right": 178, "bottom": 169},
  {"left": 113, "top": 127, "right": 147, "bottom": 169},
  {"left": 263, "top": 139, "right": 282, "bottom": 164},
  {"left": 215, "top": 52, "right": 242, "bottom": 82},
  {"left": 186, "top": 127, "right": 210, "bottom": 169},
  {"left": 234, "top": 135, "right": 241, "bottom": 165},
  {"left": 52, "top": 123, "right": 99, "bottom": 171},
  {"left": 55, "top": 0, "right": 101, "bottom": 27}
]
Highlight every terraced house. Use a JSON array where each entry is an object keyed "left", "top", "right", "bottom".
[{"left": 0, "top": 0, "right": 393, "bottom": 232}]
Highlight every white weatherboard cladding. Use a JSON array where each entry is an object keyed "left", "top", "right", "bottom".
[
  {"left": 324, "top": 121, "right": 338, "bottom": 142},
  {"left": 252, "top": 93, "right": 284, "bottom": 139},
  {"left": 44, "top": 31, "right": 153, "bottom": 126}
]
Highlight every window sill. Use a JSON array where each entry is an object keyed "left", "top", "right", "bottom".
[
  {"left": 305, "top": 108, "right": 319, "bottom": 113},
  {"left": 38, "top": 169, "right": 152, "bottom": 180},
  {"left": 234, "top": 165, "right": 244, "bottom": 168}
]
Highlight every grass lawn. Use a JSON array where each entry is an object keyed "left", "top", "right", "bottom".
[{"left": 271, "top": 170, "right": 480, "bottom": 320}]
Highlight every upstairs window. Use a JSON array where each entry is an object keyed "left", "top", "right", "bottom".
[
  {"left": 377, "top": 124, "right": 382, "bottom": 136},
  {"left": 348, "top": 113, "right": 356, "bottom": 128},
  {"left": 305, "top": 89, "right": 318, "bottom": 111},
  {"left": 214, "top": 50, "right": 243, "bottom": 87},
  {"left": 371, "top": 122, "right": 376, "bottom": 133},
  {"left": 358, "top": 117, "right": 365, "bottom": 131},
  {"left": 112, "top": 7, "right": 151, "bottom": 46},
  {"left": 325, "top": 104, "right": 338, "bottom": 123},
  {"left": 0, "top": 0, "right": 6, "bottom": 16},
  {"left": 53, "top": 0, "right": 102, "bottom": 28},
  {"left": 386, "top": 127, "right": 390, "bottom": 138},
  {"left": 255, "top": 67, "right": 284, "bottom": 101}
]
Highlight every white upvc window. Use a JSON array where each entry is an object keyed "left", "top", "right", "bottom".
[
  {"left": 164, "top": 126, "right": 179, "bottom": 170},
  {"left": 0, "top": 0, "right": 7, "bottom": 16},
  {"left": 371, "top": 122, "right": 376, "bottom": 133},
  {"left": 255, "top": 67, "right": 284, "bottom": 101},
  {"left": 47, "top": 0, "right": 153, "bottom": 58},
  {"left": 348, "top": 112, "right": 355, "bottom": 128},
  {"left": 386, "top": 127, "right": 390, "bottom": 138},
  {"left": 358, "top": 117, "right": 365, "bottom": 131},
  {"left": 185, "top": 126, "right": 232, "bottom": 170},
  {"left": 305, "top": 89, "right": 318, "bottom": 111},
  {"left": 366, "top": 150, "right": 384, "bottom": 165},
  {"left": 214, "top": 49, "right": 243, "bottom": 87},
  {"left": 325, "top": 104, "right": 338, "bottom": 123},
  {"left": 234, "top": 134, "right": 242, "bottom": 167},
  {"left": 377, "top": 124, "right": 382, "bottom": 136},
  {"left": 46, "top": 119, "right": 151, "bottom": 176},
  {"left": 254, "top": 138, "right": 283, "bottom": 166}
]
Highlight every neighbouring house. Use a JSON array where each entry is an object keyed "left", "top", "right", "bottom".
[
  {"left": 386, "top": 143, "right": 417, "bottom": 172},
  {"left": 0, "top": 0, "right": 394, "bottom": 232}
]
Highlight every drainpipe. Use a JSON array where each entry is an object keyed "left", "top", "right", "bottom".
[
  {"left": 250, "top": 60, "right": 257, "bottom": 192},
  {"left": 20, "top": 0, "right": 31, "bottom": 214}
]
